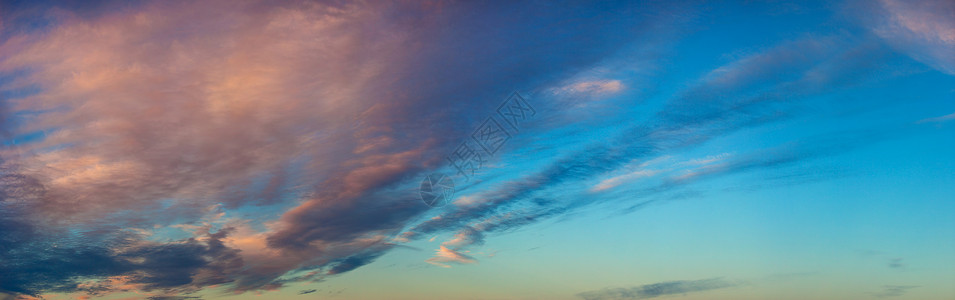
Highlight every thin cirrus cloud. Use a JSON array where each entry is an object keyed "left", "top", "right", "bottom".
[
  {"left": 576, "top": 278, "right": 739, "bottom": 300},
  {"left": 0, "top": 0, "right": 951, "bottom": 299},
  {"left": 865, "top": 0, "right": 955, "bottom": 74},
  {"left": 875, "top": 285, "right": 920, "bottom": 298},
  {"left": 404, "top": 27, "right": 910, "bottom": 262}
]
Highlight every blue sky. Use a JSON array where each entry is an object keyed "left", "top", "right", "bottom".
[{"left": 0, "top": 0, "right": 953, "bottom": 299}]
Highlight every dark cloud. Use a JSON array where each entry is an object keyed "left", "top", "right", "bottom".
[
  {"left": 266, "top": 194, "right": 426, "bottom": 250},
  {"left": 0, "top": 242, "right": 130, "bottom": 295},
  {"left": 121, "top": 228, "right": 243, "bottom": 291},
  {"left": 0, "top": 225, "right": 241, "bottom": 296},
  {"left": 327, "top": 250, "right": 389, "bottom": 275},
  {"left": 577, "top": 278, "right": 738, "bottom": 300},
  {"left": 298, "top": 289, "right": 317, "bottom": 295}
]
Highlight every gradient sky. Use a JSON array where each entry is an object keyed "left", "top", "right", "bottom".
[{"left": 0, "top": 0, "right": 953, "bottom": 299}]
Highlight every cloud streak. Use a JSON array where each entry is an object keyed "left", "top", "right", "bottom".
[
  {"left": 577, "top": 278, "right": 738, "bottom": 300},
  {"left": 409, "top": 31, "right": 904, "bottom": 263}
]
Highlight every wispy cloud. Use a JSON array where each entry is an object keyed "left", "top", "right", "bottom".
[
  {"left": 411, "top": 32, "right": 903, "bottom": 266},
  {"left": 888, "top": 258, "right": 905, "bottom": 269},
  {"left": 577, "top": 278, "right": 738, "bottom": 300},
  {"left": 858, "top": 0, "right": 955, "bottom": 74},
  {"left": 425, "top": 245, "right": 477, "bottom": 268},
  {"left": 916, "top": 111, "right": 955, "bottom": 124},
  {"left": 554, "top": 79, "right": 625, "bottom": 99},
  {"left": 875, "top": 285, "right": 919, "bottom": 298},
  {"left": 592, "top": 169, "right": 661, "bottom": 192}
]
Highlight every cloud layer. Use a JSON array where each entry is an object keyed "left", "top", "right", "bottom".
[
  {"left": 0, "top": 0, "right": 951, "bottom": 299},
  {"left": 0, "top": 0, "right": 680, "bottom": 297}
]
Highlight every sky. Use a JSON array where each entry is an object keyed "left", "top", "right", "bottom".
[{"left": 0, "top": 0, "right": 952, "bottom": 299}]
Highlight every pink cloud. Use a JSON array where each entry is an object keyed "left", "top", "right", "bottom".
[
  {"left": 0, "top": 0, "right": 673, "bottom": 296},
  {"left": 0, "top": 0, "right": 442, "bottom": 295},
  {"left": 868, "top": 0, "right": 955, "bottom": 74},
  {"left": 425, "top": 245, "right": 478, "bottom": 268}
]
